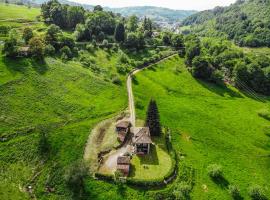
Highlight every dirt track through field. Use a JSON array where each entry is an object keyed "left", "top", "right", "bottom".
[{"left": 127, "top": 54, "right": 177, "bottom": 126}]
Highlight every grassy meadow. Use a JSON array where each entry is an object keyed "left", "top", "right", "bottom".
[
  {"left": 133, "top": 55, "right": 270, "bottom": 199},
  {"left": 0, "top": 3, "right": 40, "bottom": 21}
]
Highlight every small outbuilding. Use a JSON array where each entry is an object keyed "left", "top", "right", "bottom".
[
  {"left": 115, "top": 121, "right": 131, "bottom": 142},
  {"left": 132, "top": 127, "right": 152, "bottom": 155},
  {"left": 117, "top": 156, "right": 131, "bottom": 176}
]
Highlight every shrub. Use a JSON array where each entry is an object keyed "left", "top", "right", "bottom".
[
  {"left": 44, "top": 44, "right": 55, "bottom": 56},
  {"left": 248, "top": 185, "right": 267, "bottom": 200},
  {"left": 173, "top": 181, "right": 191, "bottom": 200},
  {"left": 29, "top": 37, "right": 45, "bottom": 58},
  {"left": 0, "top": 25, "right": 11, "bottom": 35},
  {"left": 111, "top": 75, "right": 122, "bottom": 85},
  {"left": 60, "top": 46, "right": 72, "bottom": 59},
  {"left": 207, "top": 164, "right": 223, "bottom": 179},
  {"left": 118, "top": 52, "right": 129, "bottom": 64},
  {"left": 116, "top": 65, "right": 129, "bottom": 74},
  {"left": 23, "top": 27, "right": 33, "bottom": 44},
  {"left": 86, "top": 44, "right": 95, "bottom": 52},
  {"left": 228, "top": 185, "right": 241, "bottom": 199},
  {"left": 65, "top": 161, "right": 88, "bottom": 196}
]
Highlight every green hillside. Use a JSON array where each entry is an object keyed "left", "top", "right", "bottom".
[
  {"left": 181, "top": 0, "right": 270, "bottom": 47},
  {"left": 0, "top": 3, "right": 40, "bottom": 21},
  {"left": 133, "top": 55, "right": 270, "bottom": 199},
  {"left": 0, "top": 49, "right": 128, "bottom": 199}
]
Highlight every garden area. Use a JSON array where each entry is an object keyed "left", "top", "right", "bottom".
[{"left": 129, "top": 134, "right": 173, "bottom": 180}]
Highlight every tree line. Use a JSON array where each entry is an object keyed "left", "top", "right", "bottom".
[
  {"left": 2, "top": 0, "right": 184, "bottom": 60},
  {"left": 184, "top": 35, "right": 270, "bottom": 95}
]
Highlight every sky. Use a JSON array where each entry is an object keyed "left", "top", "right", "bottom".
[{"left": 72, "top": 0, "right": 236, "bottom": 11}]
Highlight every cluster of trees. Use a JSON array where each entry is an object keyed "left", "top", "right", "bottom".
[
  {"left": 184, "top": 35, "right": 270, "bottom": 95},
  {"left": 2, "top": 24, "right": 78, "bottom": 61},
  {"left": 41, "top": 0, "right": 184, "bottom": 51},
  {"left": 41, "top": 0, "right": 85, "bottom": 29},
  {"left": 181, "top": 0, "right": 270, "bottom": 47}
]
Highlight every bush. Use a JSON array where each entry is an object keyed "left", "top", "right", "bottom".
[
  {"left": 173, "top": 181, "right": 191, "bottom": 200},
  {"left": 44, "top": 44, "right": 55, "bottom": 56},
  {"left": 207, "top": 164, "right": 223, "bottom": 179},
  {"left": 228, "top": 185, "right": 241, "bottom": 199},
  {"left": 248, "top": 185, "right": 267, "bottom": 200},
  {"left": 86, "top": 44, "right": 95, "bottom": 52},
  {"left": 116, "top": 65, "right": 129, "bottom": 74},
  {"left": 60, "top": 46, "right": 72, "bottom": 59},
  {"left": 111, "top": 75, "right": 122, "bottom": 85},
  {"left": 29, "top": 37, "right": 45, "bottom": 58},
  {"left": 65, "top": 161, "right": 88, "bottom": 196},
  {"left": 118, "top": 52, "right": 129, "bottom": 64}
]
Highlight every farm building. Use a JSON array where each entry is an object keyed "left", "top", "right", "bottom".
[
  {"left": 117, "top": 156, "right": 131, "bottom": 176},
  {"left": 115, "top": 121, "right": 131, "bottom": 142},
  {"left": 132, "top": 127, "right": 152, "bottom": 155}
]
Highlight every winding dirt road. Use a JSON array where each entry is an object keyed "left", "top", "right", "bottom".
[{"left": 127, "top": 53, "right": 177, "bottom": 126}]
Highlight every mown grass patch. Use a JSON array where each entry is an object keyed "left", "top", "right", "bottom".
[
  {"left": 0, "top": 3, "right": 40, "bottom": 21},
  {"left": 130, "top": 135, "right": 172, "bottom": 180},
  {"left": 133, "top": 55, "right": 270, "bottom": 199}
]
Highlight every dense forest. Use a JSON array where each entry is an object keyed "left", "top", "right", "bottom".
[{"left": 181, "top": 0, "right": 270, "bottom": 47}]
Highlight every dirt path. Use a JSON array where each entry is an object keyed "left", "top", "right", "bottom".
[{"left": 127, "top": 54, "right": 177, "bottom": 126}]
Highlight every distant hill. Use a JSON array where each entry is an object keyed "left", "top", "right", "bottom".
[
  {"left": 109, "top": 6, "right": 197, "bottom": 24},
  {"left": 181, "top": 0, "right": 270, "bottom": 47},
  {"left": 0, "top": 0, "right": 196, "bottom": 26}
]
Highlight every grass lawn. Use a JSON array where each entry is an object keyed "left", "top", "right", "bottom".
[
  {"left": 0, "top": 3, "right": 40, "bottom": 21},
  {"left": 130, "top": 135, "right": 172, "bottom": 180},
  {"left": 133, "top": 55, "right": 270, "bottom": 199}
]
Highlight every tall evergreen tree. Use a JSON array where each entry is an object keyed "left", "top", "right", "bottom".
[
  {"left": 114, "top": 22, "right": 125, "bottom": 43},
  {"left": 145, "top": 99, "right": 161, "bottom": 136}
]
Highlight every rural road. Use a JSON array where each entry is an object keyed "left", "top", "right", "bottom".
[{"left": 127, "top": 53, "right": 177, "bottom": 126}]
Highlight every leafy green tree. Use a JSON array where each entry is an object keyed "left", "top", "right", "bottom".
[
  {"left": 74, "top": 23, "right": 87, "bottom": 41},
  {"left": 127, "top": 15, "right": 138, "bottom": 32},
  {"left": 93, "top": 5, "right": 103, "bottom": 12},
  {"left": 45, "top": 24, "right": 61, "bottom": 47},
  {"left": 67, "top": 6, "right": 85, "bottom": 29},
  {"left": 185, "top": 35, "right": 201, "bottom": 66},
  {"left": 114, "top": 22, "right": 125, "bottom": 43},
  {"left": 60, "top": 46, "right": 72, "bottom": 59},
  {"left": 3, "top": 30, "right": 19, "bottom": 57},
  {"left": 145, "top": 99, "right": 161, "bottom": 136},
  {"left": 125, "top": 32, "right": 138, "bottom": 49},
  {"left": 192, "top": 56, "right": 213, "bottom": 80},
  {"left": 171, "top": 34, "right": 184, "bottom": 49},
  {"left": 29, "top": 37, "right": 45, "bottom": 58},
  {"left": 162, "top": 33, "right": 171, "bottom": 45},
  {"left": 86, "top": 11, "right": 116, "bottom": 36},
  {"left": 23, "top": 27, "right": 33, "bottom": 44}
]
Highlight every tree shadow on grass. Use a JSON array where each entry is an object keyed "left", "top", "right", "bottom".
[
  {"left": 131, "top": 75, "right": 139, "bottom": 85},
  {"left": 3, "top": 56, "right": 29, "bottom": 74},
  {"left": 3, "top": 56, "right": 49, "bottom": 75},
  {"left": 30, "top": 59, "right": 49, "bottom": 75},
  {"left": 211, "top": 176, "right": 229, "bottom": 189},
  {"left": 195, "top": 79, "right": 244, "bottom": 99},
  {"left": 138, "top": 145, "right": 159, "bottom": 165}
]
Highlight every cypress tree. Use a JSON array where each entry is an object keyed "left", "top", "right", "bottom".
[
  {"left": 114, "top": 22, "right": 125, "bottom": 43},
  {"left": 145, "top": 99, "right": 161, "bottom": 136}
]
